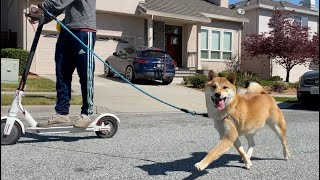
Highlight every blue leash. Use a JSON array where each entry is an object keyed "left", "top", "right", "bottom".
[{"left": 41, "top": 8, "right": 204, "bottom": 116}]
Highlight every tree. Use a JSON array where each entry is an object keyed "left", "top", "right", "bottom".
[{"left": 244, "top": 10, "right": 318, "bottom": 82}]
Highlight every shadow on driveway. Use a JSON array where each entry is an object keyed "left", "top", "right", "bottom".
[
  {"left": 136, "top": 152, "right": 283, "bottom": 180},
  {"left": 18, "top": 132, "right": 98, "bottom": 143},
  {"left": 278, "top": 101, "right": 319, "bottom": 111},
  {"left": 97, "top": 74, "right": 169, "bottom": 86}
]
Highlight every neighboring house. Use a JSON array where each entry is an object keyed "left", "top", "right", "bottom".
[
  {"left": 1, "top": 0, "right": 248, "bottom": 75},
  {"left": 232, "top": 0, "right": 319, "bottom": 82}
]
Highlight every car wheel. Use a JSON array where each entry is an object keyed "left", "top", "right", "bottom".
[
  {"left": 162, "top": 77, "right": 173, "bottom": 85},
  {"left": 104, "top": 61, "right": 114, "bottom": 77},
  {"left": 125, "top": 66, "right": 136, "bottom": 83}
]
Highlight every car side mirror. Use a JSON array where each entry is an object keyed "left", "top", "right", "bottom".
[{"left": 113, "top": 52, "right": 118, "bottom": 56}]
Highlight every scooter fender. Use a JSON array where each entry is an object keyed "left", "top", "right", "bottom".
[
  {"left": 90, "top": 113, "right": 120, "bottom": 126},
  {"left": 1, "top": 116, "right": 25, "bottom": 135}
]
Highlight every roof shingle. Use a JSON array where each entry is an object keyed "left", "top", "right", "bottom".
[{"left": 139, "top": 0, "right": 247, "bottom": 21}]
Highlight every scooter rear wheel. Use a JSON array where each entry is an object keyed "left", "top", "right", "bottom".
[
  {"left": 95, "top": 116, "right": 118, "bottom": 138},
  {"left": 1, "top": 119, "right": 22, "bottom": 145}
]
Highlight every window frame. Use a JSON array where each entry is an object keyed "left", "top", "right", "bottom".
[{"left": 200, "top": 27, "right": 233, "bottom": 61}]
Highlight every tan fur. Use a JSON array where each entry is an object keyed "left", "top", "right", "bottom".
[{"left": 195, "top": 71, "right": 290, "bottom": 171}]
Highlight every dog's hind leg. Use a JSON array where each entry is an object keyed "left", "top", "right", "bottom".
[
  {"left": 194, "top": 119, "right": 237, "bottom": 171},
  {"left": 244, "top": 134, "right": 255, "bottom": 159},
  {"left": 234, "top": 138, "right": 252, "bottom": 169},
  {"left": 267, "top": 109, "right": 290, "bottom": 160}
]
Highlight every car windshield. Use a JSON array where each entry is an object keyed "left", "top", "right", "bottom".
[{"left": 140, "top": 50, "right": 168, "bottom": 58}]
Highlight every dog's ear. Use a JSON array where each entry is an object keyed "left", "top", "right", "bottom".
[
  {"left": 227, "top": 73, "right": 236, "bottom": 85},
  {"left": 208, "top": 70, "right": 217, "bottom": 81}
]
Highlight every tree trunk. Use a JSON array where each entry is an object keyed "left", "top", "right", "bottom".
[{"left": 285, "top": 69, "right": 290, "bottom": 82}]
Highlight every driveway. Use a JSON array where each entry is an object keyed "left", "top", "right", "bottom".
[{"left": 42, "top": 75, "right": 207, "bottom": 114}]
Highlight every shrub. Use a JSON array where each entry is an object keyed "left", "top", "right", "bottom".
[
  {"left": 268, "top": 76, "right": 283, "bottom": 81},
  {"left": 183, "top": 74, "right": 208, "bottom": 89},
  {"left": 234, "top": 71, "right": 261, "bottom": 88},
  {"left": 218, "top": 71, "right": 229, "bottom": 77},
  {"left": 1, "top": 48, "right": 29, "bottom": 76},
  {"left": 270, "top": 81, "right": 289, "bottom": 93},
  {"left": 183, "top": 76, "right": 192, "bottom": 85}
]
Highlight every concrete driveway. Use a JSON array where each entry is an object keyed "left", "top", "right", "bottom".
[{"left": 43, "top": 75, "right": 207, "bottom": 114}]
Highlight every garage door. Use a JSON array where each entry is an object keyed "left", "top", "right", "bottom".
[
  {"left": 36, "top": 31, "right": 58, "bottom": 74},
  {"left": 36, "top": 32, "right": 135, "bottom": 75}
]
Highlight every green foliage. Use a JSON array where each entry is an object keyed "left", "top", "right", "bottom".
[
  {"left": 218, "top": 71, "right": 229, "bottom": 77},
  {"left": 268, "top": 76, "right": 283, "bottom": 81},
  {"left": 270, "top": 81, "right": 289, "bottom": 93},
  {"left": 1, "top": 48, "right": 29, "bottom": 76},
  {"left": 183, "top": 74, "right": 208, "bottom": 89},
  {"left": 234, "top": 71, "right": 261, "bottom": 88}
]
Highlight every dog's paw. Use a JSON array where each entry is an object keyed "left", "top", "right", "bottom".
[
  {"left": 245, "top": 160, "right": 252, "bottom": 170},
  {"left": 194, "top": 162, "right": 207, "bottom": 171}
]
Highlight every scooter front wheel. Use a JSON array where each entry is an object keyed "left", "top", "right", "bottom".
[
  {"left": 95, "top": 116, "right": 118, "bottom": 138},
  {"left": 1, "top": 119, "right": 22, "bottom": 145}
]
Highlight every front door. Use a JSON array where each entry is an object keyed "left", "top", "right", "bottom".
[{"left": 165, "top": 25, "right": 182, "bottom": 68}]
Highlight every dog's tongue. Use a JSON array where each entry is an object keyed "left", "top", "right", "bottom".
[{"left": 216, "top": 99, "right": 225, "bottom": 110}]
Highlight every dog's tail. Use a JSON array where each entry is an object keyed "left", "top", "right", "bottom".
[{"left": 246, "top": 82, "right": 268, "bottom": 94}]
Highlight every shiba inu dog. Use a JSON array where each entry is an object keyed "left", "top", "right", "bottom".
[{"left": 195, "top": 71, "right": 290, "bottom": 171}]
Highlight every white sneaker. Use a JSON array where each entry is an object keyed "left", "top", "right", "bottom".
[
  {"left": 73, "top": 114, "right": 92, "bottom": 128},
  {"left": 37, "top": 114, "right": 72, "bottom": 127}
]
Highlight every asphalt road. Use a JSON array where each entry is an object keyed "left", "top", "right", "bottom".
[{"left": 1, "top": 109, "right": 319, "bottom": 180}]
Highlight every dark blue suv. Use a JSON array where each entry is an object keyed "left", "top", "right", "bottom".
[{"left": 104, "top": 46, "right": 176, "bottom": 85}]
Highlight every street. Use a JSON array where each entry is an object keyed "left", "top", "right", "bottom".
[{"left": 1, "top": 109, "right": 319, "bottom": 180}]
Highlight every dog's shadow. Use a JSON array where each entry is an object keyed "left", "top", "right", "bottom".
[{"left": 136, "top": 152, "right": 282, "bottom": 180}]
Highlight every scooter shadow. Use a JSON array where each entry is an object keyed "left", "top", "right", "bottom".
[
  {"left": 136, "top": 152, "right": 284, "bottom": 180},
  {"left": 19, "top": 132, "right": 98, "bottom": 143}
]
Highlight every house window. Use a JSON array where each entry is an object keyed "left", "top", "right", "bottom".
[
  {"left": 292, "top": 16, "right": 308, "bottom": 27},
  {"left": 201, "top": 29, "right": 209, "bottom": 59},
  {"left": 293, "top": 16, "right": 302, "bottom": 25},
  {"left": 223, "top": 32, "right": 232, "bottom": 60},
  {"left": 301, "top": 17, "right": 308, "bottom": 27},
  {"left": 211, "top": 31, "right": 221, "bottom": 59},
  {"left": 200, "top": 28, "right": 233, "bottom": 60}
]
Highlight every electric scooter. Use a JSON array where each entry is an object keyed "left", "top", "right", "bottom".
[{"left": 1, "top": 10, "right": 119, "bottom": 145}]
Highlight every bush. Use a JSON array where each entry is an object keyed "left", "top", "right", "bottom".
[
  {"left": 1, "top": 48, "right": 29, "bottom": 75},
  {"left": 183, "top": 74, "right": 208, "bottom": 89},
  {"left": 218, "top": 71, "right": 229, "bottom": 77},
  {"left": 234, "top": 71, "right": 261, "bottom": 88},
  {"left": 270, "top": 81, "right": 289, "bottom": 93},
  {"left": 268, "top": 76, "right": 283, "bottom": 81}
]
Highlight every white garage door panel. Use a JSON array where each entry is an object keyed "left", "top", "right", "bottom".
[
  {"left": 36, "top": 32, "right": 134, "bottom": 75},
  {"left": 36, "top": 32, "right": 58, "bottom": 74},
  {"left": 94, "top": 40, "right": 118, "bottom": 74}
]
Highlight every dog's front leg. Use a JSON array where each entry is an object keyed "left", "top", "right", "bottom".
[
  {"left": 234, "top": 138, "right": 252, "bottom": 169},
  {"left": 195, "top": 119, "right": 238, "bottom": 171}
]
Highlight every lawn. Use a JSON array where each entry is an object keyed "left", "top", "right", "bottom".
[
  {"left": 1, "top": 94, "right": 82, "bottom": 106},
  {"left": 1, "top": 75, "right": 56, "bottom": 92},
  {"left": 1, "top": 75, "right": 82, "bottom": 106}
]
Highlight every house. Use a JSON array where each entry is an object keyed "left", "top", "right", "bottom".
[
  {"left": 232, "top": 0, "right": 319, "bottom": 82},
  {"left": 1, "top": 0, "right": 248, "bottom": 75}
]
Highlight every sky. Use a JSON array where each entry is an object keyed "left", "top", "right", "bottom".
[{"left": 229, "top": 0, "right": 319, "bottom": 9}]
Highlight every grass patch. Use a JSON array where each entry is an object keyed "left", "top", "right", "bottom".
[
  {"left": 274, "top": 97, "right": 298, "bottom": 102},
  {"left": 1, "top": 75, "right": 56, "bottom": 92},
  {"left": 1, "top": 94, "right": 82, "bottom": 106}
]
